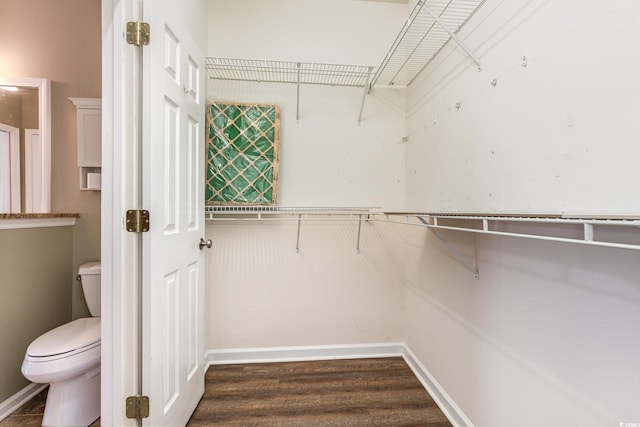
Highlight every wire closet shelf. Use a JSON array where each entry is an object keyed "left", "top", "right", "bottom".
[
  {"left": 205, "top": 205, "right": 377, "bottom": 220},
  {"left": 371, "top": 0, "right": 486, "bottom": 88},
  {"left": 205, "top": 58, "right": 374, "bottom": 123},
  {"left": 206, "top": 206, "right": 379, "bottom": 253},
  {"left": 205, "top": 58, "right": 373, "bottom": 87},
  {"left": 206, "top": 207, "right": 640, "bottom": 252}
]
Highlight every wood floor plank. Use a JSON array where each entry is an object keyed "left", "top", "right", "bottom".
[
  {"left": 188, "top": 357, "right": 452, "bottom": 427},
  {"left": 0, "top": 358, "right": 449, "bottom": 427}
]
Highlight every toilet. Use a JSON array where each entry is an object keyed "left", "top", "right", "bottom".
[{"left": 21, "top": 261, "right": 101, "bottom": 427}]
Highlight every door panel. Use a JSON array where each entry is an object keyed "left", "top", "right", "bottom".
[
  {"left": 142, "top": 0, "right": 207, "bottom": 424},
  {"left": 186, "top": 261, "right": 200, "bottom": 380}
]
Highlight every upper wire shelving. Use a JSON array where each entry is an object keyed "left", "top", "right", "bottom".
[
  {"left": 370, "top": 0, "right": 486, "bottom": 88},
  {"left": 204, "top": 1, "right": 487, "bottom": 121},
  {"left": 205, "top": 57, "right": 374, "bottom": 123}
]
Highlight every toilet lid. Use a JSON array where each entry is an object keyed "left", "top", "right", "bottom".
[{"left": 27, "top": 318, "right": 101, "bottom": 357}]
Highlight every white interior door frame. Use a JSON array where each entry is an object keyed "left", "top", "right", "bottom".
[{"left": 101, "top": 0, "right": 142, "bottom": 425}]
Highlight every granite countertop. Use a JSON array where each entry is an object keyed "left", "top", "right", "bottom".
[{"left": 0, "top": 212, "right": 80, "bottom": 219}]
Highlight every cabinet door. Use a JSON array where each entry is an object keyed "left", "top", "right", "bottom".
[{"left": 77, "top": 108, "right": 102, "bottom": 167}]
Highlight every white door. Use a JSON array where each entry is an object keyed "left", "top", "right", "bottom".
[{"left": 141, "top": 0, "right": 208, "bottom": 425}]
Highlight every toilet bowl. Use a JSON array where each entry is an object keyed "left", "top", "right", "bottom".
[{"left": 21, "top": 262, "right": 101, "bottom": 427}]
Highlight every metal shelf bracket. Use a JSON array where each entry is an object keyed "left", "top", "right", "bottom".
[
  {"left": 416, "top": 216, "right": 479, "bottom": 279},
  {"left": 423, "top": 6, "right": 482, "bottom": 70}
]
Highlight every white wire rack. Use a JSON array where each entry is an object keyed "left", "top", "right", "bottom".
[
  {"left": 205, "top": 58, "right": 373, "bottom": 87},
  {"left": 374, "top": 213, "right": 640, "bottom": 249},
  {"left": 206, "top": 207, "right": 640, "bottom": 257},
  {"left": 205, "top": 205, "right": 377, "bottom": 218},
  {"left": 205, "top": 58, "right": 375, "bottom": 123},
  {"left": 371, "top": 0, "right": 486, "bottom": 88},
  {"left": 205, "top": 206, "right": 380, "bottom": 253},
  {"left": 376, "top": 213, "right": 640, "bottom": 277}
]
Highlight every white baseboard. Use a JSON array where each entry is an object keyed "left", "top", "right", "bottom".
[
  {"left": 0, "top": 383, "right": 48, "bottom": 422},
  {"left": 206, "top": 342, "right": 473, "bottom": 427},
  {"left": 207, "top": 342, "right": 406, "bottom": 365},
  {"left": 400, "top": 346, "right": 474, "bottom": 427}
]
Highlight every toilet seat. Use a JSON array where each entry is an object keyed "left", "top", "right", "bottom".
[
  {"left": 26, "top": 317, "right": 100, "bottom": 360},
  {"left": 22, "top": 317, "right": 101, "bottom": 385}
]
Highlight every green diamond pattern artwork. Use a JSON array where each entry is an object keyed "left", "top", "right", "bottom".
[{"left": 206, "top": 103, "right": 280, "bottom": 205}]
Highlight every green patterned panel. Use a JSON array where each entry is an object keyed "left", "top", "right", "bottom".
[{"left": 206, "top": 103, "right": 280, "bottom": 205}]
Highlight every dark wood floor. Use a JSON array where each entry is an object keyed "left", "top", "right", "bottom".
[
  {"left": 187, "top": 357, "right": 452, "bottom": 427},
  {"left": 1, "top": 358, "right": 450, "bottom": 426}
]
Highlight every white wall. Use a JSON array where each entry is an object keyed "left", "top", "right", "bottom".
[
  {"left": 208, "top": 0, "right": 408, "bottom": 65},
  {"left": 405, "top": 0, "right": 640, "bottom": 216},
  {"left": 206, "top": 220, "right": 405, "bottom": 350},
  {"left": 205, "top": 0, "right": 408, "bottom": 351},
  {"left": 208, "top": 81, "right": 406, "bottom": 208},
  {"left": 401, "top": 0, "right": 640, "bottom": 425},
  {"left": 375, "top": 222, "right": 640, "bottom": 426},
  {"left": 207, "top": 0, "right": 408, "bottom": 210},
  {"left": 205, "top": 1, "right": 640, "bottom": 426}
]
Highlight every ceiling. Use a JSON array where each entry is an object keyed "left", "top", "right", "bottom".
[{"left": 354, "top": 0, "right": 409, "bottom": 4}]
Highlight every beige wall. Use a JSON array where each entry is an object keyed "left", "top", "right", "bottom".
[
  {"left": 0, "top": 227, "right": 74, "bottom": 402},
  {"left": 0, "top": 0, "right": 101, "bottom": 402}
]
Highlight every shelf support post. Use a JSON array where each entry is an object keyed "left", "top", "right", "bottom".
[
  {"left": 357, "top": 67, "right": 373, "bottom": 125},
  {"left": 430, "top": 228, "right": 480, "bottom": 280},
  {"left": 295, "top": 214, "right": 302, "bottom": 252},
  {"left": 356, "top": 214, "right": 363, "bottom": 253},
  {"left": 424, "top": 7, "right": 482, "bottom": 70},
  {"left": 584, "top": 223, "right": 594, "bottom": 242},
  {"left": 296, "top": 63, "right": 301, "bottom": 121},
  {"left": 416, "top": 216, "right": 479, "bottom": 280}
]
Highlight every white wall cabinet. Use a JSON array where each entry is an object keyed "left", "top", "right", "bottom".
[{"left": 69, "top": 98, "right": 101, "bottom": 190}]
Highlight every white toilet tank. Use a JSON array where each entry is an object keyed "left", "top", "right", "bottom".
[{"left": 79, "top": 262, "right": 101, "bottom": 317}]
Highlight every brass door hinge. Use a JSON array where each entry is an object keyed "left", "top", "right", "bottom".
[
  {"left": 126, "top": 209, "right": 150, "bottom": 232},
  {"left": 125, "top": 395, "right": 150, "bottom": 420},
  {"left": 126, "top": 21, "right": 150, "bottom": 46}
]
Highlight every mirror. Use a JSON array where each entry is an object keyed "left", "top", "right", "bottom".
[{"left": 0, "top": 78, "right": 50, "bottom": 213}]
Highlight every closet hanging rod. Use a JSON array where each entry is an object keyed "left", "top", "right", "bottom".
[
  {"left": 205, "top": 205, "right": 378, "bottom": 219},
  {"left": 205, "top": 206, "right": 377, "bottom": 253},
  {"left": 372, "top": 213, "right": 640, "bottom": 251},
  {"left": 206, "top": 207, "right": 640, "bottom": 227},
  {"left": 379, "top": 213, "right": 640, "bottom": 227},
  {"left": 204, "top": 208, "right": 640, "bottom": 253}
]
